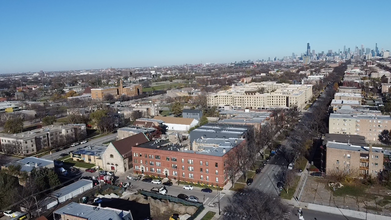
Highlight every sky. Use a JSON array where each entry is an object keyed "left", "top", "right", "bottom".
[{"left": 1, "top": 0, "right": 391, "bottom": 73}]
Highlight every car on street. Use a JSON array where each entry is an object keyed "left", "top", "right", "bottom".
[
  {"left": 142, "top": 178, "right": 153, "bottom": 183},
  {"left": 99, "top": 171, "right": 106, "bottom": 175},
  {"left": 3, "top": 210, "right": 14, "bottom": 217},
  {"left": 201, "top": 188, "right": 212, "bottom": 193},
  {"left": 163, "top": 181, "right": 173, "bottom": 186},
  {"left": 126, "top": 175, "right": 133, "bottom": 180},
  {"left": 151, "top": 179, "right": 162, "bottom": 184},
  {"left": 86, "top": 168, "right": 96, "bottom": 173},
  {"left": 288, "top": 163, "right": 294, "bottom": 170},
  {"left": 54, "top": 160, "right": 63, "bottom": 166},
  {"left": 122, "top": 182, "right": 130, "bottom": 188},
  {"left": 107, "top": 171, "right": 114, "bottom": 176},
  {"left": 277, "top": 182, "right": 284, "bottom": 191},
  {"left": 187, "top": 195, "right": 199, "bottom": 202},
  {"left": 255, "top": 168, "right": 261, "bottom": 174},
  {"left": 183, "top": 185, "right": 193, "bottom": 190},
  {"left": 310, "top": 172, "right": 322, "bottom": 177},
  {"left": 60, "top": 153, "right": 69, "bottom": 157},
  {"left": 246, "top": 178, "right": 253, "bottom": 186},
  {"left": 81, "top": 176, "right": 93, "bottom": 180},
  {"left": 71, "top": 142, "right": 79, "bottom": 147},
  {"left": 80, "top": 140, "right": 88, "bottom": 144},
  {"left": 177, "top": 193, "right": 188, "bottom": 200}
]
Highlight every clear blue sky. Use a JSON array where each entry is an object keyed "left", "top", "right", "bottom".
[{"left": 1, "top": 0, "right": 390, "bottom": 73}]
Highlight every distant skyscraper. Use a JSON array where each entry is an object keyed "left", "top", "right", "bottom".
[
  {"left": 375, "top": 43, "right": 379, "bottom": 56},
  {"left": 306, "top": 43, "right": 311, "bottom": 56}
]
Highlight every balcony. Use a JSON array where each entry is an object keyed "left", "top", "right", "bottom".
[
  {"left": 359, "top": 166, "right": 369, "bottom": 170},
  {"left": 360, "top": 158, "right": 369, "bottom": 162}
]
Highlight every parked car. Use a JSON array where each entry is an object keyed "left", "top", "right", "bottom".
[
  {"left": 277, "top": 182, "right": 284, "bottom": 191},
  {"left": 183, "top": 185, "right": 193, "bottom": 190},
  {"left": 163, "top": 181, "right": 173, "bottom": 186},
  {"left": 85, "top": 168, "right": 96, "bottom": 173},
  {"left": 106, "top": 171, "right": 114, "bottom": 176},
  {"left": 255, "top": 168, "right": 261, "bottom": 174},
  {"left": 3, "top": 210, "right": 14, "bottom": 217},
  {"left": 99, "top": 171, "right": 106, "bottom": 175},
  {"left": 80, "top": 140, "right": 88, "bottom": 144},
  {"left": 187, "top": 195, "right": 199, "bottom": 202},
  {"left": 201, "top": 188, "right": 212, "bottom": 193},
  {"left": 122, "top": 182, "right": 131, "bottom": 188},
  {"left": 71, "top": 142, "right": 79, "bottom": 147},
  {"left": 126, "top": 175, "right": 133, "bottom": 180},
  {"left": 151, "top": 179, "right": 162, "bottom": 184},
  {"left": 310, "top": 172, "right": 322, "bottom": 177},
  {"left": 288, "top": 163, "right": 294, "bottom": 170},
  {"left": 81, "top": 176, "right": 93, "bottom": 180},
  {"left": 246, "top": 178, "right": 253, "bottom": 186},
  {"left": 177, "top": 193, "right": 188, "bottom": 200},
  {"left": 142, "top": 178, "right": 153, "bottom": 183}
]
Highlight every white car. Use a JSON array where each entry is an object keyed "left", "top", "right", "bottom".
[
  {"left": 3, "top": 210, "right": 14, "bottom": 217},
  {"left": 183, "top": 185, "right": 193, "bottom": 190},
  {"left": 288, "top": 163, "right": 294, "bottom": 170},
  {"left": 107, "top": 171, "right": 114, "bottom": 176},
  {"left": 151, "top": 179, "right": 162, "bottom": 184},
  {"left": 126, "top": 175, "right": 132, "bottom": 180},
  {"left": 80, "top": 140, "right": 88, "bottom": 144}
]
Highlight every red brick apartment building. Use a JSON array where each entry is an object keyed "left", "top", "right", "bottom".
[{"left": 132, "top": 139, "right": 246, "bottom": 187}]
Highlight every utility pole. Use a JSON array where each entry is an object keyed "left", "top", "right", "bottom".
[{"left": 218, "top": 189, "right": 221, "bottom": 215}]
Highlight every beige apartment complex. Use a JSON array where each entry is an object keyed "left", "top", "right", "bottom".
[
  {"left": 207, "top": 82, "right": 313, "bottom": 110},
  {"left": 0, "top": 124, "right": 86, "bottom": 155},
  {"left": 91, "top": 81, "right": 142, "bottom": 100},
  {"left": 326, "top": 141, "right": 384, "bottom": 177},
  {"left": 329, "top": 114, "right": 391, "bottom": 143},
  {"left": 338, "top": 86, "right": 362, "bottom": 94},
  {"left": 333, "top": 93, "right": 362, "bottom": 104}
]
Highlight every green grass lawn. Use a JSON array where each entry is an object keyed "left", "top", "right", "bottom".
[
  {"left": 63, "top": 158, "right": 95, "bottom": 169},
  {"left": 231, "top": 182, "right": 246, "bottom": 191},
  {"left": 280, "top": 176, "right": 300, "bottom": 199},
  {"left": 295, "top": 156, "right": 307, "bottom": 171},
  {"left": 236, "top": 171, "right": 255, "bottom": 183},
  {"left": 59, "top": 155, "right": 70, "bottom": 161},
  {"left": 201, "top": 211, "right": 216, "bottom": 220},
  {"left": 333, "top": 183, "right": 367, "bottom": 197},
  {"left": 143, "top": 82, "right": 185, "bottom": 92}
]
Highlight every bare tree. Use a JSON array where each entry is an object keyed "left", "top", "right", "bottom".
[
  {"left": 223, "top": 188, "right": 290, "bottom": 220},
  {"left": 284, "top": 170, "right": 296, "bottom": 194},
  {"left": 225, "top": 151, "right": 238, "bottom": 186}
]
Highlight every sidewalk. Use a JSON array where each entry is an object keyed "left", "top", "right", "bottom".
[
  {"left": 292, "top": 162, "right": 309, "bottom": 201},
  {"left": 284, "top": 199, "right": 391, "bottom": 220}
]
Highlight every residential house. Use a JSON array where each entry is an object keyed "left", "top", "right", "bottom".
[{"left": 70, "top": 145, "right": 107, "bottom": 168}]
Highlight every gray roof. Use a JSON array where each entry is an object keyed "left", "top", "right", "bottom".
[
  {"left": 330, "top": 113, "right": 391, "bottom": 120},
  {"left": 326, "top": 141, "right": 384, "bottom": 153},
  {"left": 118, "top": 127, "right": 155, "bottom": 133},
  {"left": 73, "top": 145, "right": 107, "bottom": 157},
  {"left": 54, "top": 202, "right": 132, "bottom": 220},
  {"left": 182, "top": 109, "right": 202, "bottom": 114},
  {"left": 52, "top": 180, "right": 93, "bottom": 198},
  {"left": 324, "top": 134, "right": 367, "bottom": 146},
  {"left": 189, "top": 123, "right": 248, "bottom": 147},
  {"left": 4, "top": 157, "right": 54, "bottom": 173}
]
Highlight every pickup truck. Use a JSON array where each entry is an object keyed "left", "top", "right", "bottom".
[{"left": 151, "top": 186, "right": 167, "bottom": 195}]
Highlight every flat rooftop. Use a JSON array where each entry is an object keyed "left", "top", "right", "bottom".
[
  {"left": 52, "top": 179, "right": 93, "bottom": 198},
  {"left": 3, "top": 157, "right": 54, "bottom": 173},
  {"left": 72, "top": 145, "right": 107, "bottom": 157},
  {"left": 326, "top": 141, "right": 384, "bottom": 153},
  {"left": 118, "top": 127, "right": 155, "bottom": 133},
  {"left": 54, "top": 202, "right": 132, "bottom": 220}
]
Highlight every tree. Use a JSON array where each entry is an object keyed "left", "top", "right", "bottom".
[
  {"left": 65, "top": 90, "right": 77, "bottom": 98},
  {"left": 103, "top": 93, "right": 115, "bottom": 102},
  {"left": 225, "top": 151, "right": 239, "bottom": 186},
  {"left": 379, "top": 130, "right": 391, "bottom": 145},
  {"left": 90, "top": 109, "right": 108, "bottom": 127},
  {"left": 42, "top": 116, "right": 56, "bottom": 126},
  {"left": 284, "top": 170, "right": 296, "bottom": 194},
  {"left": 223, "top": 188, "right": 290, "bottom": 220},
  {"left": 171, "top": 102, "right": 183, "bottom": 116},
  {"left": 192, "top": 94, "right": 207, "bottom": 109},
  {"left": 4, "top": 117, "right": 23, "bottom": 133},
  {"left": 130, "top": 111, "right": 143, "bottom": 122}
]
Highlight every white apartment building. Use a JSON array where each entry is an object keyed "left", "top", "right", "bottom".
[
  {"left": 329, "top": 114, "right": 391, "bottom": 143},
  {"left": 207, "top": 82, "right": 313, "bottom": 110},
  {"left": 333, "top": 93, "right": 362, "bottom": 104}
]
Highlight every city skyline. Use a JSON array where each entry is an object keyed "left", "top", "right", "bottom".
[{"left": 1, "top": 0, "right": 391, "bottom": 73}]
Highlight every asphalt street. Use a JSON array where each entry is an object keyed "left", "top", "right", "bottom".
[
  {"left": 287, "top": 208, "right": 362, "bottom": 220},
  {"left": 41, "top": 133, "right": 117, "bottom": 160}
]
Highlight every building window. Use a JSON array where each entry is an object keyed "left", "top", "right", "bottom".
[
  {"left": 134, "top": 159, "right": 138, "bottom": 163},
  {"left": 206, "top": 169, "right": 209, "bottom": 173},
  {"left": 172, "top": 164, "right": 177, "bottom": 169},
  {"left": 156, "top": 162, "right": 161, "bottom": 167},
  {"left": 150, "top": 168, "right": 155, "bottom": 172},
  {"left": 110, "top": 154, "right": 114, "bottom": 158},
  {"left": 200, "top": 175, "right": 203, "bottom": 180},
  {"left": 336, "top": 160, "right": 339, "bottom": 164},
  {"left": 139, "top": 153, "right": 142, "bottom": 157},
  {"left": 155, "top": 155, "right": 161, "bottom": 160},
  {"left": 216, "top": 177, "right": 219, "bottom": 182},
  {"left": 188, "top": 159, "right": 193, "bottom": 164},
  {"left": 133, "top": 153, "right": 137, "bottom": 157},
  {"left": 182, "top": 165, "right": 185, "bottom": 170},
  {"left": 182, "top": 158, "right": 184, "bottom": 163},
  {"left": 140, "top": 160, "right": 142, "bottom": 164},
  {"left": 375, "top": 163, "right": 378, "bottom": 166},
  {"left": 206, "top": 176, "right": 209, "bottom": 181},
  {"left": 189, "top": 173, "right": 194, "bottom": 179},
  {"left": 182, "top": 172, "right": 185, "bottom": 177},
  {"left": 206, "top": 162, "right": 209, "bottom": 166},
  {"left": 172, "top": 157, "right": 177, "bottom": 162},
  {"left": 149, "top": 155, "right": 154, "bottom": 159},
  {"left": 145, "top": 154, "right": 147, "bottom": 158},
  {"left": 173, "top": 171, "right": 177, "bottom": 176},
  {"left": 200, "top": 161, "right": 203, "bottom": 166},
  {"left": 188, "top": 166, "right": 194, "bottom": 171},
  {"left": 347, "top": 154, "right": 351, "bottom": 158},
  {"left": 216, "top": 170, "right": 218, "bottom": 175},
  {"left": 157, "top": 169, "right": 161, "bottom": 174},
  {"left": 375, "top": 155, "right": 379, "bottom": 159},
  {"left": 166, "top": 157, "right": 170, "bottom": 161},
  {"left": 215, "top": 163, "right": 218, "bottom": 167},
  {"left": 200, "top": 168, "right": 203, "bottom": 172},
  {"left": 150, "top": 161, "right": 154, "bottom": 166}
]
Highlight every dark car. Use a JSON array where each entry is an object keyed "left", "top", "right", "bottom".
[
  {"left": 142, "top": 178, "right": 153, "bottom": 183},
  {"left": 60, "top": 153, "right": 68, "bottom": 157},
  {"left": 255, "top": 168, "right": 261, "bottom": 174},
  {"left": 277, "top": 182, "right": 284, "bottom": 191},
  {"left": 178, "top": 193, "right": 188, "bottom": 200},
  {"left": 81, "top": 176, "right": 93, "bottom": 180},
  {"left": 310, "top": 172, "right": 322, "bottom": 177},
  {"left": 246, "top": 178, "right": 253, "bottom": 186},
  {"left": 163, "top": 181, "right": 173, "bottom": 186},
  {"left": 201, "top": 188, "right": 213, "bottom": 193}
]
